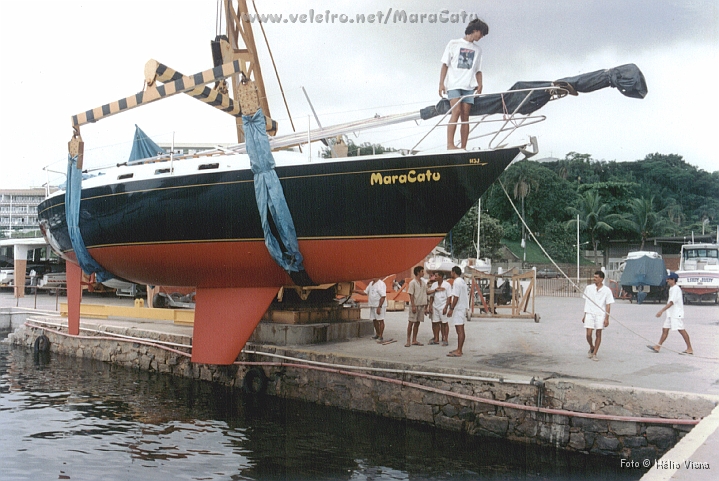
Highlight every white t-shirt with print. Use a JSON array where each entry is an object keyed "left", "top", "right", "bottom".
[{"left": 441, "top": 38, "right": 483, "bottom": 91}]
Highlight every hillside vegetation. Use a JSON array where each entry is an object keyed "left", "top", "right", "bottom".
[{"left": 448, "top": 152, "right": 719, "bottom": 262}]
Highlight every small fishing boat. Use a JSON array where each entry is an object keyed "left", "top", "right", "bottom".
[{"left": 676, "top": 239, "right": 719, "bottom": 304}]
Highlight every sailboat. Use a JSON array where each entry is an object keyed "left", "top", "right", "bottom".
[{"left": 36, "top": 1, "right": 647, "bottom": 365}]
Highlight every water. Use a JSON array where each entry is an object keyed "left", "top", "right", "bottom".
[{"left": 0, "top": 331, "right": 644, "bottom": 480}]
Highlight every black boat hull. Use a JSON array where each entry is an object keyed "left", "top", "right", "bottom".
[{"left": 38, "top": 149, "right": 519, "bottom": 288}]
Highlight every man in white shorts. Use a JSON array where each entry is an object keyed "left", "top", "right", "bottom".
[
  {"left": 446, "top": 266, "right": 468, "bottom": 357},
  {"left": 354, "top": 277, "right": 386, "bottom": 341},
  {"left": 648, "top": 272, "right": 693, "bottom": 354},
  {"left": 405, "top": 266, "right": 428, "bottom": 347},
  {"left": 427, "top": 271, "right": 451, "bottom": 346},
  {"left": 582, "top": 270, "right": 614, "bottom": 361}
]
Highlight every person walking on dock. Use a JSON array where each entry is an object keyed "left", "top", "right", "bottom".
[
  {"left": 438, "top": 18, "right": 489, "bottom": 150},
  {"left": 427, "top": 271, "right": 451, "bottom": 346},
  {"left": 355, "top": 278, "right": 387, "bottom": 341},
  {"left": 406, "top": 266, "right": 429, "bottom": 347},
  {"left": 648, "top": 272, "right": 693, "bottom": 355},
  {"left": 582, "top": 270, "right": 614, "bottom": 361},
  {"left": 447, "top": 266, "right": 469, "bottom": 357}
]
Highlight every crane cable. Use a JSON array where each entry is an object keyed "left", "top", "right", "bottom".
[{"left": 251, "top": 0, "right": 300, "bottom": 141}]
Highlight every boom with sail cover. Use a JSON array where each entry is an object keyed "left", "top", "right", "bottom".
[{"left": 421, "top": 64, "right": 647, "bottom": 120}]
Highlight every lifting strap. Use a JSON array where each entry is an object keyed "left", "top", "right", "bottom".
[
  {"left": 65, "top": 155, "right": 113, "bottom": 282},
  {"left": 242, "top": 108, "right": 314, "bottom": 286}
]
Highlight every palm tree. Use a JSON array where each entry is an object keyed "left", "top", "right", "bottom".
[
  {"left": 615, "top": 196, "right": 667, "bottom": 250},
  {"left": 503, "top": 161, "right": 540, "bottom": 264},
  {"left": 566, "top": 191, "right": 614, "bottom": 265}
]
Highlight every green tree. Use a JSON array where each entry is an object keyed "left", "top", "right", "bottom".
[
  {"left": 447, "top": 205, "right": 504, "bottom": 260},
  {"left": 613, "top": 196, "right": 668, "bottom": 250},
  {"left": 541, "top": 220, "right": 576, "bottom": 262},
  {"left": 566, "top": 191, "right": 614, "bottom": 265}
]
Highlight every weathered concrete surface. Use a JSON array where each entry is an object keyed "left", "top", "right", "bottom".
[{"left": 641, "top": 405, "right": 719, "bottom": 480}]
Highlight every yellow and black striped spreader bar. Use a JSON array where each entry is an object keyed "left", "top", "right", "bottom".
[
  {"left": 151, "top": 61, "right": 277, "bottom": 135},
  {"left": 153, "top": 61, "right": 242, "bottom": 117},
  {"left": 71, "top": 60, "right": 243, "bottom": 128}
]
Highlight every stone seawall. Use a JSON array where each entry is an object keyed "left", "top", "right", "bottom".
[{"left": 7, "top": 320, "right": 716, "bottom": 460}]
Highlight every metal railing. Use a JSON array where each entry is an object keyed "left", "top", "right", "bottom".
[{"left": 410, "top": 85, "right": 571, "bottom": 153}]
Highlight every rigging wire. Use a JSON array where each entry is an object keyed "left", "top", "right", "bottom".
[
  {"left": 215, "top": 0, "right": 222, "bottom": 38},
  {"left": 251, "top": 0, "right": 298, "bottom": 140}
]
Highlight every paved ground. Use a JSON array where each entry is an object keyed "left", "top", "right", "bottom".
[
  {"left": 3, "top": 289, "right": 718, "bottom": 396},
  {"left": 311, "top": 298, "right": 719, "bottom": 397}
]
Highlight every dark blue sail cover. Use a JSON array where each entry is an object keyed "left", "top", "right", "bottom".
[
  {"left": 242, "top": 109, "right": 313, "bottom": 286},
  {"left": 65, "top": 155, "right": 113, "bottom": 282},
  {"left": 421, "top": 64, "right": 648, "bottom": 120},
  {"left": 128, "top": 124, "right": 165, "bottom": 163}
]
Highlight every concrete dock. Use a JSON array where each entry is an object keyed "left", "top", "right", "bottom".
[
  {"left": 2, "top": 290, "right": 718, "bottom": 479},
  {"left": 3, "top": 292, "right": 717, "bottom": 395}
]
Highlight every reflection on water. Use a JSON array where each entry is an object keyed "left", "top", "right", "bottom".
[{"left": 0, "top": 331, "right": 642, "bottom": 480}]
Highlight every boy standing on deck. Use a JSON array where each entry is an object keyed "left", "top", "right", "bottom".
[
  {"left": 648, "top": 272, "right": 693, "bottom": 355},
  {"left": 439, "top": 18, "right": 489, "bottom": 150},
  {"left": 406, "top": 266, "right": 428, "bottom": 347},
  {"left": 582, "top": 270, "right": 614, "bottom": 361}
]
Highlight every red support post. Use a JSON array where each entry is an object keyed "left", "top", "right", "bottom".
[{"left": 66, "top": 262, "right": 83, "bottom": 335}]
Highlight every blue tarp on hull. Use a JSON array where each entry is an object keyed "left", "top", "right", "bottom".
[
  {"left": 242, "top": 109, "right": 313, "bottom": 286},
  {"left": 66, "top": 155, "right": 113, "bottom": 282}
]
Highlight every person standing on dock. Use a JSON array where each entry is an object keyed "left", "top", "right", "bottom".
[
  {"left": 582, "top": 270, "right": 614, "bottom": 361},
  {"left": 439, "top": 18, "right": 489, "bottom": 150},
  {"left": 355, "top": 278, "right": 386, "bottom": 341},
  {"left": 648, "top": 272, "right": 693, "bottom": 355},
  {"left": 447, "top": 266, "right": 469, "bottom": 357},
  {"left": 406, "top": 266, "right": 429, "bottom": 347},
  {"left": 427, "top": 271, "right": 451, "bottom": 346}
]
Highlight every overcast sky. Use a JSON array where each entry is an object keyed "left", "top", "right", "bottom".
[{"left": 1, "top": 0, "right": 717, "bottom": 189}]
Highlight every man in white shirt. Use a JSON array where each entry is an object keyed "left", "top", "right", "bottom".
[
  {"left": 648, "top": 272, "right": 693, "bottom": 354},
  {"left": 447, "top": 266, "right": 469, "bottom": 357},
  {"left": 427, "top": 271, "right": 451, "bottom": 346},
  {"left": 582, "top": 270, "right": 615, "bottom": 361},
  {"left": 354, "top": 277, "right": 386, "bottom": 341},
  {"left": 438, "top": 18, "right": 489, "bottom": 149}
]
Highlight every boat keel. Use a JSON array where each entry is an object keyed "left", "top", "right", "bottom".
[
  {"left": 66, "top": 262, "right": 83, "bottom": 336},
  {"left": 191, "top": 286, "right": 279, "bottom": 365}
]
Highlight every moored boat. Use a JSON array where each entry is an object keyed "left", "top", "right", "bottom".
[{"left": 676, "top": 240, "right": 719, "bottom": 304}]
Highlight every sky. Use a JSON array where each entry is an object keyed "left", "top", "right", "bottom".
[{"left": 1, "top": 0, "right": 718, "bottom": 189}]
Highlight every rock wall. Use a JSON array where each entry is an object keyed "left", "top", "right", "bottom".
[{"left": 7, "top": 322, "right": 716, "bottom": 459}]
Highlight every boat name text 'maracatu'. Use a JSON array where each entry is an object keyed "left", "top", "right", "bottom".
[
  {"left": 371, "top": 169, "right": 441, "bottom": 185},
  {"left": 370, "top": 158, "right": 488, "bottom": 186}
]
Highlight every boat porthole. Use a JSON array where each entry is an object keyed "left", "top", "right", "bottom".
[
  {"left": 243, "top": 367, "right": 268, "bottom": 394},
  {"left": 33, "top": 334, "right": 50, "bottom": 353}
]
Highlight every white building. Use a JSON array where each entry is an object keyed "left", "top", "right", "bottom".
[{"left": 0, "top": 188, "right": 48, "bottom": 236}]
